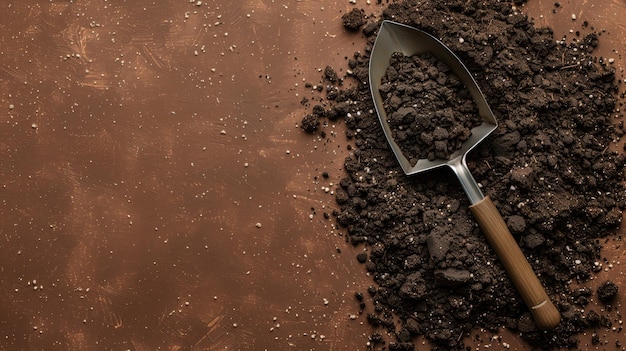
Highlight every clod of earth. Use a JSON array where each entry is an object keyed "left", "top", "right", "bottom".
[
  {"left": 596, "top": 280, "right": 619, "bottom": 303},
  {"left": 342, "top": 8, "right": 367, "bottom": 31}
]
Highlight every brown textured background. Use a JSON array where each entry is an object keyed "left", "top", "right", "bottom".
[{"left": 1, "top": 1, "right": 624, "bottom": 350}]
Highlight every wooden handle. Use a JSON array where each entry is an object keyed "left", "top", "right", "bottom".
[{"left": 470, "top": 196, "right": 560, "bottom": 330}]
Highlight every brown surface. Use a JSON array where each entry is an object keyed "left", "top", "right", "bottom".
[
  {"left": 1, "top": 1, "right": 624, "bottom": 350},
  {"left": 0, "top": 1, "right": 379, "bottom": 349}
]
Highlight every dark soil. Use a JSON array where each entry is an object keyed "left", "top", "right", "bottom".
[
  {"left": 597, "top": 280, "right": 619, "bottom": 303},
  {"left": 306, "top": 1, "right": 625, "bottom": 350},
  {"left": 342, "top": 8, "right": 367, "bottom": 31},
  {"left": 381, "top": 51, "right": 482, "bottom": 163}
]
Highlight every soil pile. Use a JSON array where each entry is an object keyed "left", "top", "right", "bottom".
[{"left": 302, "top": 1, "right": 624, "bottom": 350}]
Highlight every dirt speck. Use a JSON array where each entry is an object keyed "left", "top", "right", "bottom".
[
  {"left": 597, "top": 280, "right": 619, "bottom": 303},
  {"left": 342, "top": 8, "right": 366, "bottom": 31}
]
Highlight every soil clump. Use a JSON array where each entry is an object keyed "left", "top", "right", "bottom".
[
  {"left": 342, "top": 8, "right": 368, "bottom": 31},
  {"left": 302, "top": 1, "right": 624, "bottom": 349}
]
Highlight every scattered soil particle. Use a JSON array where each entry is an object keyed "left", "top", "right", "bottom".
[
  {"left": 597, "top": 280, "right": 619, "bottom": 303},
  {"left": 342, "top": 8, "right": 367, "bottom": 31},
  {"left": 302, "top": 1, "right": 625, "bottom": 350},
  {"left": 301, "top": 113, "right": 320, "bottom": 133},
  {"left": 324, "top": 65, "right": 340, "bottom": 83},
  {"left": 356, "top": 251, "right": 369, "bottom": 263}
]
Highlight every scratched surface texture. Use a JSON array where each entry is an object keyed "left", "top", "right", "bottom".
[
  {"left": 1, "top": 1, "right": 624, "bottom": 350},
  {"left": 0, "top": 1, "right": 377, "bottom": 350}
]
